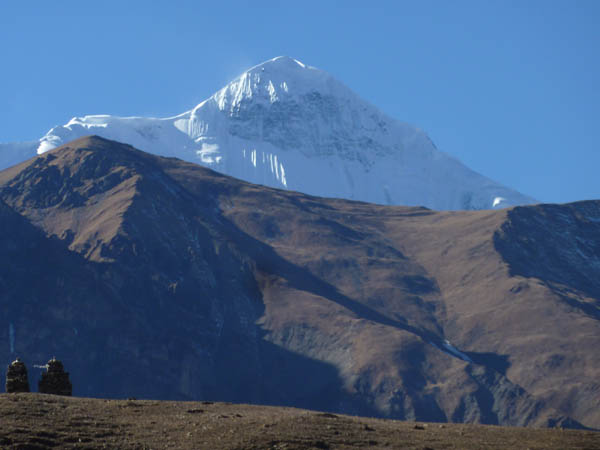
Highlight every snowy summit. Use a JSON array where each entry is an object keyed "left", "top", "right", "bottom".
[{"left": 1, "top": 56, "right": 535, "bottom": 210}]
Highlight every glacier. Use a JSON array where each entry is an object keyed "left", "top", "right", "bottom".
[{"left": 0, "top": 56, "right": 536, "bottom": 210}]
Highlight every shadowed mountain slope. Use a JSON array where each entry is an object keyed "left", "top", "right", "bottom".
[{"left": 0, "top": 136, "right": 597, "bottom": 428}]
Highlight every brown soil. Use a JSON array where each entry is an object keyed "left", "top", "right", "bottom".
[{"left": 1, "top": 393, "right": 598, "bottom": 450}]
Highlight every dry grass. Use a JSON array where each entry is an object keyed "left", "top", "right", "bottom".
[{"left": 1, "top": 393, "right": 598, "bottom": 450}]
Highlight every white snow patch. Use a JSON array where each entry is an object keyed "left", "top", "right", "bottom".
[
  {"left": 267, "top": 80, "right": 278, "bottom": 102},
  {"left": 66, "top": 116, "right": 109, "bottom": 130},
  {"left": 280, "top": 163, "right": 287, "bottom": 187},
  {"left": 196, "top": 143, "right": 221, "bottom": 164},
  {"left": 493, "top": 197, "right": 507, "bottom": 208},
  {"left": 37, "top": 136, "right": 62, "bottom": 154},
  {"left": 442, "top": 340, "right": 473, "bottom": 363},
  {"left": 429, "top": 339, "right": 473, "bottom": 363}
]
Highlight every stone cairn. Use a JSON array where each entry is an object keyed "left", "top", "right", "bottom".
[
  {"left": 38, "top": 357, "right": 72, "bottom": 396},
  {"left": 5, "top": 357, "right": 30, "bottom": 393}
]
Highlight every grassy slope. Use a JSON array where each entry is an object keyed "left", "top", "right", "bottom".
[{"left": 1, "top": 393, "right": 598, "bottom": 450}]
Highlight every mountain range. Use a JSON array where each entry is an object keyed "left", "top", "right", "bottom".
[
  {"left": 1, "top": 136, "right": 598, "bottom": 429},
  {"left": 0, "top": 56, "right": 536, "bottom": 210}
]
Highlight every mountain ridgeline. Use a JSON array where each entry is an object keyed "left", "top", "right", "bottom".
[
  {"left": 0, "top": 56, "right": 535, "bottom": 210},
  {"left": 0, "top": 136, "right": 598, "bottom": 429}
]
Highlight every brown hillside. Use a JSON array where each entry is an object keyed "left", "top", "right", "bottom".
[{"left": 0, "top": 136, "right": 598, "bottom": 429}]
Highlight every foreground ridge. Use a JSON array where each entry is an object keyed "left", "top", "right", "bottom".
[{"left": 1, "top": 394, "right": 597, "bottom": 449}]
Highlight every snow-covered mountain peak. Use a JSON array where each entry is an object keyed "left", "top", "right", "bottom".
[
  {"left": 247, "top": 55, "right": 312, "bottom": 76},
  {"left": 1, "top": 56, "right": 537, "bottom": 210},
  {"left": 263, "top": 55, "right": 307, "bottom": 69},
  {"left": 179, "top": 56, "right": 398, "bottom": 166},
  {"left": 198, "top": 56, "right": 346, "bottom": 114}
]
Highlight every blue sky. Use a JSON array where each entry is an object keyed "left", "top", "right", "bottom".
[{"left": 1, "top": 0, "right": 598, "bottom": 203}]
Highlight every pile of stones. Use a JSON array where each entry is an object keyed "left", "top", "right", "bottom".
[
  {"left": 5, "top": 358, "right": 30, "bottom": 393},
  {"left": 38, "top": 357, "right": 72, "bottom": 396},
  {"left": 5, "top": 357, "right": 72, "bottom": 396}
]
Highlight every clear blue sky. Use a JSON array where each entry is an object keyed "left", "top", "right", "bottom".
[{"left": 1, "top": 0, "right": 598, "bottom": 203}]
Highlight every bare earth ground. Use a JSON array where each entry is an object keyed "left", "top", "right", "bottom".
[{"left": 0, "top": 394, "right": 598, "bottom": 450}]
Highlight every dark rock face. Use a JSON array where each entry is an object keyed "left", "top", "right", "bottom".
[
  {"left": 0, "top": 136, "right": 597, "bottom": 429},
  {"left": 38, "top": 358, "right": 72, "bottom": 396},
  {"left": 5, "top": 358, "right": 29, "bottom": 393},
  {"left": 494, "top": 201, "right": 600, "bottom": 313}
]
